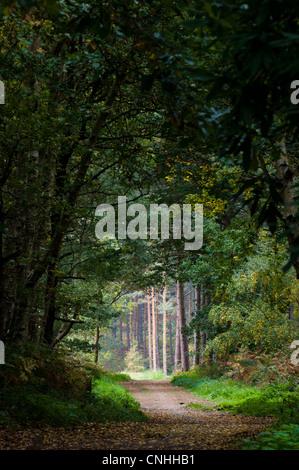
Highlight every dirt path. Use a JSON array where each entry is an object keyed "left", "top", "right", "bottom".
[
  {"left": 114, "top": 379, "right": 274, "bottom": 450},
  {"left": 120, "top": 379, "right": 221, "bottom": 417},
  {"left": 0, "top": 379, "right": 275, "bottom": 450}
]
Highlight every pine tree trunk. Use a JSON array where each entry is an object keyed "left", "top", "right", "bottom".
[
  {"left": 147, "top": 292, "right": 152, "bottom": 369},
  {"left": 162, "top": 284, "right": 167, "bottom": 375},
  {"left": 169, "top": 315, "right": 174, "bottom": 366},
  {"left": 177, "top": 280, "right": 189, "bottom": 372},
  {"left": 126, "top": 310, "right": 130, "bottom": 351},
  {"left": 193, "top": 285, "right": 201, "bottom": 366},
  {"left": 138, "top": 302, "right": 143, "bottom": 349},
  {"left": 133, "top": 302, "right": 138, "bottom": 347},
  {"left": 156, "top": 290, "right": 160, "bottom": 369},
  {"left": 152, "top": 287, "right": 157, "bottom": 371},
  {"left": 94, "top": 326, "right": 100, "bottom": 364},
  {"left": 120, "top": 317, "right": 124, "bottom": 361},
  {"left": 174, "top": 291, "right": 181, "bottom": 371},
  {"left": 200, "top": 286, "right": 208, "bottom": 362},
  {"left": 130, "top": 306, "right": 133, "bottom": 347},
  {"left": 143, "top": 300, "right": 147, "bottom": 366}
]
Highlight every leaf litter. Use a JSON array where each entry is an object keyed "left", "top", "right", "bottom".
[{"left": 0, "top": 380, "right": 275, "bottom": 450}]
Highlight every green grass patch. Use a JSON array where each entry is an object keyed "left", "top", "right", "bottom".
[
  {"left": 172, "top": 370, "right": 299, "bottom": 450},
  {"left": 126, "top": 369, "right": 170, "bottom": 380},
  {"left": 171, "top": 375, "right": 299, "bottom": 423},
  {"left": 0, "top": 373, "right": 147, "bottom": 428},
  {"left": 91, "top": 376, "right": 147, "bottom": 423},
  {"left": 101, "top": 371, "right": 131, "bottom": 382}
]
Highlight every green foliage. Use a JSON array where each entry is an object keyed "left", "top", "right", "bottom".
[
  {"left": 0, "top": 345, "right": 146, "bottom": 428},
  {"left": 0, "top": 343, "right": 95, "bottom": 392},
  {"left": 174, "top": 366, "right": 299, "bottom": 450},
  {"left": 172, "top": 373, "right": 299, "bottom": 424},
  {"left": 172, "top": 362, "right": 224, "bottom": 381},
  {"left": 205, "top": 302, "right": 294, "bottom": 357},
  {"left": 138, "top": 0, "right": 299, "bottom": 269},
  {"left": 204, "top": 232, "right": 298, "bottom": 357},
  {"left": 91, "top": 376, "right": 146, "bottom": 423},
  {"left": 124, "top": 342, "right": 145, "bottom": 373},
  {"left": 0, "top": 0, "right": 298, "bottom": 439},
  {"left": 0, "top": 0, "right": 59, "bottom": 16},
  {"left": 0, "top": 0, "right": 167, "bottom": 346},
  {"left": 102, "top": 370, "right": 131, "bottom": 382},
  {"left": 242, "top": 424, "right": 299, "bottom": 450}
]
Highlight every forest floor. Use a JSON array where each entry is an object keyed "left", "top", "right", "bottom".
[{"left": 0, "top": 379, "right": 275, "bottom": 450}]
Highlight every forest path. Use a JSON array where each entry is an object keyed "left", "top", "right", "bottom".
[
  {"left": 120, "top": 379, "right": 219, "bottom": 417},
  {"left": 0, "top": 379, "right": 274, "bottom": 450},
  {"left": 112, "top": 379, "right": 274, "bottom": 450}
]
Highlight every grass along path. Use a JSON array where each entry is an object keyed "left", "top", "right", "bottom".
[{"left": 0, "top": 378, "right": 274, "bottom": 450}]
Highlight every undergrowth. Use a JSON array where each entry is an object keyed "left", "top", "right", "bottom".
[
  {"left": 172, "top": 355, "right": 299, "bottom": 450},
  {"left": 172, "top": 374, "right": 298, "bottom": 423},
  {"left": 241, "top": 424, "right": 299, "bottom": 450},
  {"left": 0, "top": 343, "right": 146, "bottom": 428}
]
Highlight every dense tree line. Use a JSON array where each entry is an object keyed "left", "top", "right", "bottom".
[{"left": 0, "top": 0, "right": 298, "bottom": 371}]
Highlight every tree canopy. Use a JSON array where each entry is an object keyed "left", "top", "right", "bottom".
[{"left": 0, "top": 0, "right": 297, "bottom": 378}]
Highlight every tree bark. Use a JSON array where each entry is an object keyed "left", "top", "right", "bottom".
[
  {"left": 177, "top": 280, "right": 190, "bottom": 372},
  {"left": 174, "top": 289, "right": 181, "bottom": 371},
  {"left": 169, "top": 314, "right": 174, "bottom": 367},
  {"left": 193, "top": 285, "right": 201, "bottom": 366},
  {"left": 151, "top": 287, "right": 157, "bottom": 371},
  {"left": 126, "top": 309, "right": 130, "bottom": 351},
  {"left": 94, "top": 325, "right": 100, "bottom": 364},
  {"left": 156, "top": 290, "right": 161, "bottom": 369},
  {"left": 50, "top": 303, "right": 80, "bottom": 349},
  {"left": 120, "top": 316, "right": 124, "bottom": 361},
  {"left": 162, "top": 284, "right": 167, "bottom": 375},
  {"left": 147, "top": 291, "right": 152, "bottom": 370}
]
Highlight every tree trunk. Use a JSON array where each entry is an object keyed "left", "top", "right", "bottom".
[
  {"left": 94, "top": 325, "right": 100, "bottom": 364},
  {"left": 152, "top": 287, "right": 157, "bottom": 371},
  {"left": 130, "top": 306, "right": 133, "bottom": 347},
  {"left": 126, "top": 310, "right": 130, "bottom": 351},
  {"left": 143, "top": 300, "right": 147, "bottom": 366},
  {"left": 147, "top": 291, "right": 152, "bottom": 369},
  {"left": 138, "top": 302, "right": 143, "bottom": 349},
  {"left": 50, "top": 303, "right": 80, "bottom": 349},
  {"left": 177, "top": 280, "right": 189, "bottom": 372},
  {"left": 162, "top": 285, "right": 167, "bottom": 375},
  {"left": 169, "top": 314, "right": 174, "bottom": 367},
  {"left": 120, "top": 317, "right": 124, "bottom": 361},
  {"left": 133, "top": 302, "right": 138, "bottom": 346},
  {"left": 193, "top": 284, "right": 201, "bottom": 366},
  {"left": 156, "top": 290, "right": 161, "bottom": 369},
  {"left": 174, "top": 291, "right": 181, "bottom": 371}
]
